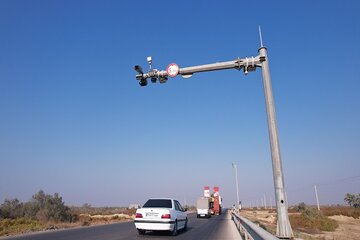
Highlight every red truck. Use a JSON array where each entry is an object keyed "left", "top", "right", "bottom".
[
  {"left": 212, "top": 186, "right": 222, "bottom": 215},
  {"left": 199, "top": 186, "right": 222, "bottom": 216}
]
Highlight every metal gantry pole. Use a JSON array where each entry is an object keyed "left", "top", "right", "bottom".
[
  {"left": 134, "top": 32, "right": 294, "bottom": 239},
  {"left": 232, "top": 163, "right": 240, "bottom": 211},
  {"left": 259, "top": 46, "right": 293, "bottom": 238}
]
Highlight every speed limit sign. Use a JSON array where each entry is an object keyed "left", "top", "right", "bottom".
[{"left": 166, "top": 63, "right": 179, "bottom": 78}]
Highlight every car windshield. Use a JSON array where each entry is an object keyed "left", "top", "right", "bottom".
[{"left": 143, "top": 199, "right": 172, "bottom": 208}]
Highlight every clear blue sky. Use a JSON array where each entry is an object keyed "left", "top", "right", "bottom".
[{"left": 1, "top": 0, "right": 359, "bottom": 208}]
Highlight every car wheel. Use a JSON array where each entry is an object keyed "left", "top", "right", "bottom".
[
  {"left": 137, "top": 229, "right": 146, "bottom": 235},
  {"left": 183, "top": 218, "right": 188, "bottom": 231},
  {"left": 170, "top": 220, "right": 178, "bottom": 236}
]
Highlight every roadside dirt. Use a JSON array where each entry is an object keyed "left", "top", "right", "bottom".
[
  {"left": 240, "top": 210, "right": 360, "bottom": 240},
  {"left": 77, "top": 213, "right": 134, "bottom": 226},
  {"left": 323, "top": 215, "right": 360, "bottom": 240}
]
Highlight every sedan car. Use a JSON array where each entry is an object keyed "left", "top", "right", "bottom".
[{"left": 134, "top": 198, "right": 188, "bottom": 236}]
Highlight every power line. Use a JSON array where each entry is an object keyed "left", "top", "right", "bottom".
[
  {"left": 286, "top": 175, "right": 360, "bottom": 193},
  {"left": 316, "top": 175, "right": 360, "bottom": 187},
  {"left": 241, "top": 175, "right": 360, "bottom": 199}
]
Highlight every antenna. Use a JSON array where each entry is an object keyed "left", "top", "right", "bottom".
[{"left": 259, "top": 26, "right": 264, "bottom": 47}]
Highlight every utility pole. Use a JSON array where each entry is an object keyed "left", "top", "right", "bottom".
[
  {"left": 314, "top": 185, "right": 320, "bottom": 211},
  {"left": 232, "top": 163, "right": 241, "bottom": 212},
  {"left": 133, "top": 28, "right": 293, "bottom": 239},
  {"left": 259, "top": 41, "right": 293, "bottom": 238},
  {"left": 264, "top": 194, "right": 267, "bottom": 209}
]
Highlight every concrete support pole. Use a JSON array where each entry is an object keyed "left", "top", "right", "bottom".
[
  {"left": 259, "top": 46, "right": 293, "bottom": 239},
  {"left": 232, "top": 163, "right": 240, "bottom": 211},
  {"left": 314, "top": 185, "right": 320, "bottom": 211},
  {"left": 264, "top": 194, "right": 267, "bottom": 209}
]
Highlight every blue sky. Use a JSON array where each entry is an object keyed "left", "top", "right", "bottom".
[{"left": 0, "top": 0, "right": 359, "bottom": 208}]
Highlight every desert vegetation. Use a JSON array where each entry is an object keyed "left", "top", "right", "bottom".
[
  {"left": 288, "top": 200, "right": 360, "bottom": 239},
  {"left": 0, "top": 190, "right": 134, "bottom": 237},
  {"left": 344, "top": 193, "right": 360, "bottom": 208},
  {"left": 289, "top": 203, "right": 338, "bottom": 233},
  {"left": 0, "top": 190, "right": 77, "bottom": 236},
  {"left": 241, "top": 193, "right": 360, "bottom": 239},
  {"left": 2, "top": 190, "right": 76, "bottom": 222}
]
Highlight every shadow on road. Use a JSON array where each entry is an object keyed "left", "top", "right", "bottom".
[{"left": 136, "top": 227, "right": 190, "bottom": 238}]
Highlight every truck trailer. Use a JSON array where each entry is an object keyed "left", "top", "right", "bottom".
[
  {"left": 197, "top": 186, "right": 222, "bottom": 217},
  {"left": 196, "top": 197, "right": 211, "bottom": 218},
  {"left": 212, "top": 186, "right": 222, "bottom": 215}
]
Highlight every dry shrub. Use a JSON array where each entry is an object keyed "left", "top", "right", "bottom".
[
  {"left": 321, "top": 206, "right": 360, "bottom": 219},
  {"left": 71, "top": 206, "right": 132, "bottom": 216},
  {"left": 0, "top": 218, "right": 44, "bottom": 236},
  {"left": 78, "top": 214, "right": 91, "bottom": 226},
  {"left": 122, "top": 208, "right": 136, "bottom": 216},
  {"left": 290, "top": 207, "right": 338, "bottom": 233},
  {"left": 90, "top": 215, "right": 110, "bottom": 223}
]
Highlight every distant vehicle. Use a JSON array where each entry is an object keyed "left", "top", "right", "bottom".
[
  {"left": 196, "top": 197, "right": 211, "bottom": 218},
  {"left": 134, "top": 198, "right": 188, "bottom": 236},
  {"left": 212, "top": 186, "right": 222, "bottom": 215},
  {"left": 128, "top": 204, "right": 140, "bottom": 209},
  {"left": 198, "top": 186, "right": 222, "bottom": 216}
]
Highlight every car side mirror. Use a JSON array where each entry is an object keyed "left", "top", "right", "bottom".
[{"left": 183, "top": 207, "right": 188, "bottom": 212}]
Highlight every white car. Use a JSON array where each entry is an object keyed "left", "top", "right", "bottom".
[{"left": 134, "top": 198, "right": 188, "bottom": 236}]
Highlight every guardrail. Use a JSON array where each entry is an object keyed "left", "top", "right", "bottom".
[{"left": 231, "top": 210, "right": 279, "bottom": 240}]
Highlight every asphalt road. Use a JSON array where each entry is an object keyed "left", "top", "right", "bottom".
[{"left": 2, "top": 210, "right": 240, "bottom": 240}]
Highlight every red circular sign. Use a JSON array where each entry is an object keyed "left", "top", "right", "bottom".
[{"left": 166, "top": 63, "right": 179, "bottom": 78}]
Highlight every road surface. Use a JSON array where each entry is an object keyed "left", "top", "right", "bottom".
[{"left": 2, "top": 210, "right": 240, "bottom": 240}]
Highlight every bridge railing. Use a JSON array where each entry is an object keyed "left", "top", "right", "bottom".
[{"left": 231, "top": 210, "right": 279, "bottom": 240}]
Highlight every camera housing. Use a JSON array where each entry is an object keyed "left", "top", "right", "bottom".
[
  {"left": 139, "top": 79, "right": 148, "bottom": 86},
  {"left": 134, "top": 65, "right": 144, "bottom": 74},
  {"left": 159, "top": 76, "right": 168, "bottom": 84}
]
